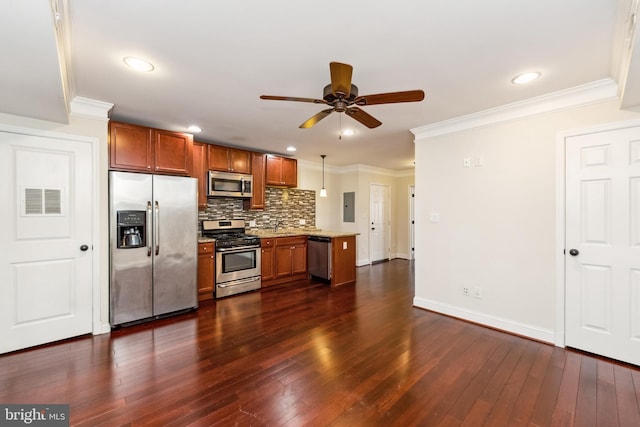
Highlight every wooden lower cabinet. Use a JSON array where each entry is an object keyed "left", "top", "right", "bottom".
[
  {"left": 260, "top": 239, "right": 275, "bottom": 282},
  {"left": 261, "top": 236, "right": 307, "bottom": 287},
  {"left": 330, "top": 235, "right": 356, "bottom": 286},
  {"left": 197, "top": 242, "right": 215, "bottom": 301}
]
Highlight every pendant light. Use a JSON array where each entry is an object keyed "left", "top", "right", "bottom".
[{"left": 320, "top": 155, "right": 327, "bottom": 197}]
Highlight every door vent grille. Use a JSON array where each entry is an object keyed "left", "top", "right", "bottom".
[{"left": 24, "top": 188, "right": 62, "bottom": 215}]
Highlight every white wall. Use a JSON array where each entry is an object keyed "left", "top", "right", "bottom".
[{"left": 413, "top": 98, "right": 640, "bottom": 343}]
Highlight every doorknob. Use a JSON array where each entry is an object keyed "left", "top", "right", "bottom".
[
  {"left": 568, "top": 248, "right": 579, "bottom": 256},
  {"left": 371, "top": 227, "right": 375, "bottom": 230},
  {"left": 80, "top": 244, "right": 89, "bottom": 251}
]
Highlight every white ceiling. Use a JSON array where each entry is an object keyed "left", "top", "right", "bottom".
[{"left": 1, "top": 0, "right": 638, "bottom": 170}]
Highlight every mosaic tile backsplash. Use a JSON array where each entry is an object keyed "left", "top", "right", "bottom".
[{"left": 198, "top": 187, "right": 316, "bottom": 233}]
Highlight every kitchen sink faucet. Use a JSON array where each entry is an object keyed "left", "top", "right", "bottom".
[{"left": 274, "top": 220, "right": 284, "bottom": 233}]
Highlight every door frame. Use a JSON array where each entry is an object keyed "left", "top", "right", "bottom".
[
  {"left": 554, "top": 118, "right": 640, "bottom": 348},
  {"left": 409, "top": 185, "right": 415, "bottom": 260},
  {"left": 0, "top": 123, "right": 103, "bottom": 336}
]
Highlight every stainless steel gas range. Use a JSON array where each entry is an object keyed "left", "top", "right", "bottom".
[{"left": 202, "top": 219, "right": 261, "bottom": 298}]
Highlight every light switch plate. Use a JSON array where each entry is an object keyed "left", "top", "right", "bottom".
[{"left": 343, "top": 241, "right": 347, "bottom": 249}]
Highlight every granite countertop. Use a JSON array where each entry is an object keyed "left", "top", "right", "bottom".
[
  {"left": 247, "top": 229, "right": 359, "bottom": 239},
  {"left": 198, "top": 230, "right": 358, "bottom": 243}
]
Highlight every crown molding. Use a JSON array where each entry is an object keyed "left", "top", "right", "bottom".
[
  {"left": 411, "top": 78, "right": 618, "bottom": 141},
  {"left": 70, "top": 97, "right": 114, "bottom": 121}
]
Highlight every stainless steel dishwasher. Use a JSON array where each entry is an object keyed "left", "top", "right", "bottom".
[{"left": 308, "top": 236, "right": 331, "bottom": 280}]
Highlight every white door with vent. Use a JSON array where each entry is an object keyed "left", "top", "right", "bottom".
[
  {"left": 370, "top": 184, "right": 389, "bottom": 263},
  {"left": 0, "top": 131, "right": 93, "bottom": 354},
  {"left": 565, "top": 126, "right": 640, "bottom": 366}
]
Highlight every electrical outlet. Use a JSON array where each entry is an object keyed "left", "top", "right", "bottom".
[
  {"left": 299, "top": 219, "right": 306, "bottom": 225},
  {"left": 473, "top": 286, "right": 482, "bottom": 298},
  {"left": 463, "top": 287, "right": 470, "bottom": 296}
]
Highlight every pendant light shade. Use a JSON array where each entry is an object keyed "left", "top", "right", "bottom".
[{"left": 320, "top": 155, "right": 327, "bottom": 197}]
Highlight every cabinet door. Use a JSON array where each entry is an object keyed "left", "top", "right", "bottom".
[
  {"left": 265, "top": 155, "right": 282, "bottom": 185},
  {"left": 192, "top": 142, "right": 208, "bottom": 209},
  {"left": 244, "top": 152, "right": 265, "bottom": 210},
  {"left": 109, "top": 122, "right": 153, "bottom": 172},
  {"left": 197, "top": 243, "right": 214, "bottom": 300},
  {"left": 261, "top": 245, "right": 275, "bottom": 282},
  {"left": 154, "top": 130, "right": 193, "bottom": 175},
  {"left": 230, "top": 149, "right": 251, "bottom": 174},
  {"left": 275, "top": 245, "right": 293, "bottom": 278},
  {"left": 207, "top": 145, "right": 231, "bottom": 171},
  {"left": 282, "top": 157, "right": 297, "bottom": 187},
  {"left": 291, "top": 244, "right": 307, "bottom": 275}
]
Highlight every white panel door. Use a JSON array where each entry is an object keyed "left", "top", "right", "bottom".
[
  {"left": 0, "top": 131, "right": 93, "bottom": 354},
  {"left": 370, "top": 184, "right": 389, "bottom": 263},
  {"left": 565, "top": 126, "right": 640, "bottom": 366}
]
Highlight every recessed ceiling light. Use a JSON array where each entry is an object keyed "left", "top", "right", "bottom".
[
  {"left": 341, "top": 129, "right": 355, "bottom": 136},
  {"left": 123, "top": 56, "right": 155, "bottom": 72},
  {"left": 511, "top": 72, "right": 541, "bottom": 85},
  {"left": 187, "top": 125, "right": 202, "bottom": 133},
  {"left": 286, "top": 146, "right": 297, "bottom": 152}
]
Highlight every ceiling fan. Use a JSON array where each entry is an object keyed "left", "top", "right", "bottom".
[{"left": 260, "top": 62, "right": 425, "bottom": 129}]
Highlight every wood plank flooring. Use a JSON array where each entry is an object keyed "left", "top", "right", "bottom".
[{"left": 1, "top": 259, "right": 639, "bottom": 426}]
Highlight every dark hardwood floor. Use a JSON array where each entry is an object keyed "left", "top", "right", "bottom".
[{"left": 2, "top": 259, "right": 639, "bottom": 426}]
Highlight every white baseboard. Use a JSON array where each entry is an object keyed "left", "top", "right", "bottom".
[
  {"left": 393, "top": 252, "right": 411, "bottom": 260},
  {"left": 94, "top": 322, "right": 111, "bottom": 335},
  {"left": 413, "top": 297, "right": 556, "bottom": 344},
  {"left": 357, "top": 258, "right": 370, "bottom": 267}
]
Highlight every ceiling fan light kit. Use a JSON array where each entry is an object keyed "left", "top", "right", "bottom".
[{"left": 260, "top": 62, "right": 425, "bottom": 129}]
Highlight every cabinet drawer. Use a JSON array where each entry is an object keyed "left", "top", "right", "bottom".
[
  {"left": 275, "top": 236, "right": 307, "bottom": 247},
  {"left": 261, "top": 238, "right": 274, "bottom": 247},
  {"left": 198, "top": 243, "right": 214, "bottom": 254}
]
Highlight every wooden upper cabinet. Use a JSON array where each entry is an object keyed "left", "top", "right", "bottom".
[
  {"left": 153, "top": 129, "right": 193, "bottom": 175},
  {"left": 266, "top": 155, "right": 297, "bottom": 187},
  {"left": 109, "top": 121, "right": 193, "bottom": 176},
  {"left": 109, "top": 122, "right": 153, "bottom": 172},
  {"left": 207, "top": 144, "right": 251, "bottom": 174},
  {"left": 244, "top": 152, "right": 266, "bottom": 210},
  {"left": 192, "top": 141, "right": 208, "bottom": 209}
]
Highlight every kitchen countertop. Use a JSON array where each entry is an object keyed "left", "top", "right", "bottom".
[
  {"left": 198, "top": 237, "right": 216, "bottom": 243},
  {"left": 247, "top": 229, "right": 359, "bottom": 239}
]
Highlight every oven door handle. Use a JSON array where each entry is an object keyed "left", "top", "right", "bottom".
[
  {"left": 218, "top": 277, "right": 260, "bottom": 288},
  {"left": 216, "top": 245, "right": 260, "bottom": 252}
]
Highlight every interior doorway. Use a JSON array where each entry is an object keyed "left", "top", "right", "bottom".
[
  {"left": 370, "top": 183, "right": 390, "bottom": 263},
  {"left": 0, "top": 129, "right": 95, "bottom": 354},
  {"left": 562, "top": 123, "right": 640, "bottom": 366}
]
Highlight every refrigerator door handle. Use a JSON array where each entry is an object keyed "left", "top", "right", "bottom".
[
  {"left": 154, "top": 201, "right": 160, "bottom": 256},
  {"left": 146, "top": 201, "right": 152, "bottom": 257}
]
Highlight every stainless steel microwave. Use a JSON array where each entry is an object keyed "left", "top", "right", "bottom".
[{"left": 208, "top": 170, "right": 253, "bottom": 198}]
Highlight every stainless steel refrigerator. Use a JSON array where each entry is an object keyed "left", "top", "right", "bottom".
[{"left": 109, "top": 171, "right": 198, "bottom": 326}]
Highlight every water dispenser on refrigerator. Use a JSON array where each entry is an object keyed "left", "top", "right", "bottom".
[{"left": 116, "top": 210, "right": 146, "bottom": 249}]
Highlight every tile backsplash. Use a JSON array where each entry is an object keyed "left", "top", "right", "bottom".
[{"left": 198, "top": 187, "right": 316, "bottom": 232}]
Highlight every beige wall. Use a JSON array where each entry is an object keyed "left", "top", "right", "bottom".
[
  {"left": 299, "top": 160, "right": 415, "bottom": 265},
  {"left": 413, "top": 98, "right": 640, "bottom": 342}
]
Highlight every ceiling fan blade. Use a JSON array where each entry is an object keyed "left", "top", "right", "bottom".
[
  {"left": 345, "top": 107, "right": 382, "bottom": 128},
  {"left": 260, "top": 95, "right": 327, "bottom": 104},
  {"left": 355, "top": 90, "right": 425, "bottom": 106},
  {"left": 330, "top": 62, "right": 353, "bottom": 98},
  {"left": 299, "top": 108, "right": 334, "bottom": 128}
]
